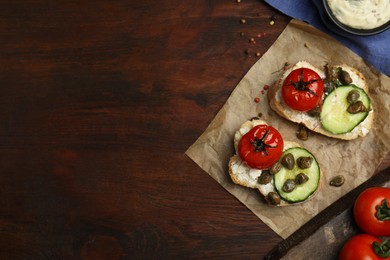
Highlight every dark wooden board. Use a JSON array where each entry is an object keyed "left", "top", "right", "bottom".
[{"left": 265, "top": 167, "right": 390, "bottom": 260}]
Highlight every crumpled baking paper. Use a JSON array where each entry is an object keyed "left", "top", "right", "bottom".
[{"left": 185, "top": 20, "right": 390, "bottom": 239}]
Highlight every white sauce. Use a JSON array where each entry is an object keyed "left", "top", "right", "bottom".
[
  {"left": 230, "top": 156, "right": 263, "bottom": 188},
  {"left": 327, "top": 0, "right": 390, "bottom": 30}
]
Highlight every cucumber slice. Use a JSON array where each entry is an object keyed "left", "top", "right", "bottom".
[
  {"left": 320, "top": 85, "right": 371, "bottom": 134},
  {"left": 274, "top": 148, "right": 320, "bottom": 203}
]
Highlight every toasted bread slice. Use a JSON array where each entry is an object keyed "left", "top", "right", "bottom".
[
  {"left": 268, "top": 61, "right": 374, "bottom": 140},
  {"left": 228, "top": 119, "right": 321, "bottom": 206}
]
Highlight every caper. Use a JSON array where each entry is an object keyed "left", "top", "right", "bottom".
[
  {"left": 267, "top": 192, "right": 281, "bottom": 205},
  {"left": 338, "top": 70, "right": 352, "bottom": 85},
  {"left": 282, "top": 179, "right": 296, "bottom": 193},
  {"left": 330, "top": 175, "right": 345, "bottom": 187},
  {"left": 258, "top": 170, "right": 272, "bottom": 184},
  {"left": 296, "top": 125, "right": 309, "bottom": 140},
  {"left": 324, "top": 64, "right": 338, "bottom": 82},
  {"left": 295, "top": 173, "right": 309, "bottom": 184},
  {"left": 269, "top": 162, "right": 282, "bottom": 174},
  {"left": 281, "top": 153, "right": 295, "bottom": 170},
  {"left": 307, "top": 105, "right": 321, "bottom": 117},
  {"left": 346, "top": 90, "right": 360, "bottom": 104},
  {"left": 297, "top": 156, "right": 313, "bottom": 169},
  {"left": 324, "top": 82, "right": 335, "bottom": 94},
  {"left": 347, "top": 101, "right": 367, "bottom": 114}
]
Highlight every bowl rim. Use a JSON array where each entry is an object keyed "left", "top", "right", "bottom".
[{"left": 323, "top": 0, "right": 390, "bottom": 36}]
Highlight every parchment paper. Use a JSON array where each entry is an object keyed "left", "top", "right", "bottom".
[{"left": 185, "top": 20, "right": 390, "bottom": 239}]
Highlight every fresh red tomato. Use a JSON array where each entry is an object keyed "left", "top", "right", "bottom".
[
  {"left": 238, "top": 125, "right": 284, "bottom": 169},
  {"left": 353, "top": 187, "right": 390, "bottom": 236},
  {"left": 282, "top": 67, "right": 324, "bottom": 111},
  {"left": 339, "top": 234, "right": 389, "bottom": 260}
]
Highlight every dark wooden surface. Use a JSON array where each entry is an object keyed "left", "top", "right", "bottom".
[{"left": 0, "top": 1, "right": 388, "bottom": 259}]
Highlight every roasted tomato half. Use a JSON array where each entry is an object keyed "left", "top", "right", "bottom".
[
  {"left": 238, "top": 125, "right": 284, "bottom": 169},
  {"left": 282, "top": 67, "right": 324, "bottom": 111}
]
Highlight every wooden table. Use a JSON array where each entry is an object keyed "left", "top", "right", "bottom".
[{"left": 0, "top": 1, "right": 388, "bottom": 258}]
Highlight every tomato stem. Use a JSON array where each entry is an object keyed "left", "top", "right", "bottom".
[
  {"left": 286, "top": 68, "right": 319, "bottom": 96},
  {"left": 250, "top": 129, "right": 276, "bottom": 155},
  {"left": 376, "top": 198, "right": 390, "bottom": 221},
  {"left": 372, "top": 239, "right": 390, "bottom": 258}
]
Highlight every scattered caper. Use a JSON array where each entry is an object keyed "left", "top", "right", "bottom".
[
  {"left": 249, "top": 116, "right": 260, "bottom": 121},
  {"left": 346, "top": 90, "right": 360, "bottom": 104},
  {"left": 296, "top": 125, "right": 309, "bottom": 140},
  {"left": 267, "top": 192, "right": 281, "bottom": 205},
  {"left": 281, "top": 153, "right": 295, "bottom": 170},
  {"left": 282, "top": 179, "right": 296, "bottom": 193},
  {"left": 347, "top": 100, "right": 368, "bottom": 114},
  {"left": 297, "top": 156, "right": 313, "bottom": 169},
  {"left": 330, "top": 175, "right": 345, "bottom": 187},
  {"left": 295, "top": 173, "right": 309, "bottom": 184},
  {"left": 258, "top": 170, "right": 272, "bottom": 184},
  {"left": 269, "top": 161, "right": 282, "bottom": 174},
  {"left": 338, "top": 70, "right": 352, "bottom": 85},
  {"left": 307, "top": 105, "right": 321, "bottom": 117}
]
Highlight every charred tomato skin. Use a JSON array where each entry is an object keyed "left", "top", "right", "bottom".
[
  {"left": 238, "top": 125, "right": 284, "bottom": 169},
  {"left": 353, "top": 187, "right": 390, "bottom": 236},
  {"left": 282, "top": 67, "right": 324, "bottom": 112}
]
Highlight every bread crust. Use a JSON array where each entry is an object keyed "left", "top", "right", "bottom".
[{"left": 268, "top": 62, "right": 374, "bottom": 140}]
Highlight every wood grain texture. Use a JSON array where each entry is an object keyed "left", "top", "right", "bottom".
[{"left": 0, "top": 0, "right": 387, "bottom": 259}]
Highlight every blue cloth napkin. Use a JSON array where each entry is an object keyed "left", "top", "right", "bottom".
[{"left": 265, "top": 0, "right": 390, "bottom": 75}]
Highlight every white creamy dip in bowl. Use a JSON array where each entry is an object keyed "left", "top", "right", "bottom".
[{"left": 324, "top": 0, "right": 390, "bottom": 35}]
